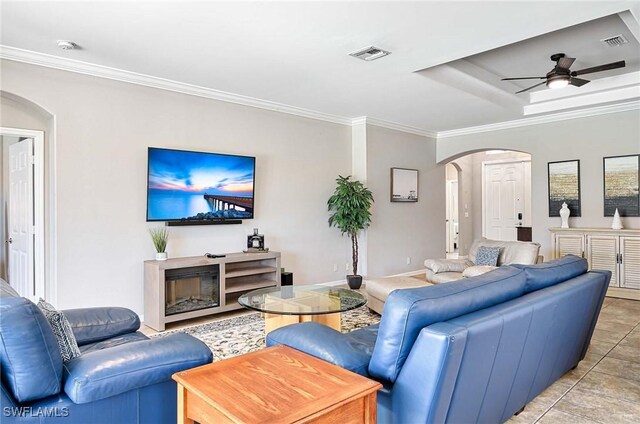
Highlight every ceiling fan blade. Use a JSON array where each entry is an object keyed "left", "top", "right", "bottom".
[
  {"left": 516, "top": 81, "right": 547, "bottom": 94},
  {"left": 570, "top": 77, "right": 590, "bottom": 87},
  {"left": 557, "top": 56, "right": 575, "bottom": 70},
  {"left": 502, "top": 76, "right": 546, "bottom": 81},
  {"left": 571, "top": 60, "right": 625, "bottom": 76}
]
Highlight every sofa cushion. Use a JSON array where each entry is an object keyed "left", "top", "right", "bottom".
[
  {"left": 368, "top": 266, "right": 526, "bottom": 383},
  {"left": 367, "top": 277, "right": 432, "bottom": 302},
  {"left": 38, "top": 299, "right": 82, "bottom": 362},
  {"left": 475, "top": 246, "right": 501, "bottom": 266},
  {"left": 512, "top": 255, "right": 588, "bottom": 293},
  {"left": 424, "top": 259, "right": 473, "bottom": 274},
  {"left": 469, "top": 237, "right": 540, "bottom": 266},
  {"left": 425, "top": 270, "right": 464, "bottom": 284},
  {"left": 462, "top": 265, "right": 498, "bottom": 278},
  {"left": 0, "top": 296, "right": 63, "bottom": 402},
  {"left": 63, "top": 307, "right": 140, "bottom": 346}
]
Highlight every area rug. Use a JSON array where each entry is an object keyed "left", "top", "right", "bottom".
[{"left": 153, "top": 307, "right": 381, "bottom": 362}]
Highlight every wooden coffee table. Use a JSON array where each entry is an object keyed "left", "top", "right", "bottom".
[{"left": 172, "top": 345, "right": 382, "bottom": 423}]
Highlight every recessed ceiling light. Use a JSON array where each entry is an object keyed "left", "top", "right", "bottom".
[
  {"left": 349, "top": 46, "right": 391, "bottom": 61},
  {"left": 57, "top": 40, "right": 77, "bottom": 50}
]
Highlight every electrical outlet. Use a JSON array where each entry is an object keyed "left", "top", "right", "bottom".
[
  {"left": 346, "top": 263, "right": 350, "bottom": 271},
  {"left": 333, "top": 264, "right": 338, "bottom": 272},
  {"left": 406, "top": 256, "right": 411, "bottom": 265}
]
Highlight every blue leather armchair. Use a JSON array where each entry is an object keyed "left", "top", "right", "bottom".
[
  {"left": 267, "top": 256, "right": 610, "bottom": 423},
  {"left": 0, "top": 279, "right": 213, "bottom": 424}
]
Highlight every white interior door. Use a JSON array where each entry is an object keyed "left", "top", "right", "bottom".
[
  {"left": 449, "top": 180, "right": 459, "bottom": 252},
  {"left": 484, "top": 161, "right": 526, "bottom": 241},
  {"left": 8, "top": 138, "right": 34, "bottom": 298}
]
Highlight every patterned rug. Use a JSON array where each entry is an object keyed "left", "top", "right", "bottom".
[{"left": 153, "top": 307, "right": 381, "bottom": 362}]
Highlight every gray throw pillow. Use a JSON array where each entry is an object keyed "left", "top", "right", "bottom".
[
  {"left": 37, "top": 299, "right": 81, "bottom": 362},
  {"left": 475, "top": 246, "right": 501, "bottom": 266}
]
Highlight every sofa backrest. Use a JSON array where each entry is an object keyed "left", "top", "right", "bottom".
[
  {"left": 368, "top": 266, "right": 527, "bottom": 383},
  {"left": 512, "top": 254, "right": 588, "bottom": 293},
  {"left": 469, "top": 237, "right": 540, "bottom": 265},
  {"left": 389, "top": 269, "right": 609, "bottom": 424},
  {"left": 0, "top": 296, "right": 63, "bottom": 403}
]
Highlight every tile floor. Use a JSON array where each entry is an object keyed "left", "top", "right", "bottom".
[
  {"left": 143, "top": 294, "right": 640, "bottom": 424},
  {"left": 507, "top": 297, "right": 640, "bottom": 424}
]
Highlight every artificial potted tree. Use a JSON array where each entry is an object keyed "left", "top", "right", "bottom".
[
  {"left": 149, "top": 227, "right": 169, "bottom": 261},
  {"left": 327, "top": 175, "right": 374, "bottom": 289}
]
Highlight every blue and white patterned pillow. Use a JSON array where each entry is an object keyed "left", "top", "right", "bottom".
[
  {"left": 38, "top": 299, "right": 81, "bottom": 362},
  {"left": 475, "top": 246, "right": 501, "bottom": 266}
]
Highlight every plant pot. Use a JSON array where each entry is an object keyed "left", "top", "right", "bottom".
[
  {"left": 155, "top": 252, "right": 168, "bottom": 261},
  {"left": 346, "top": 275, "right": 363, "bottom": 290}
]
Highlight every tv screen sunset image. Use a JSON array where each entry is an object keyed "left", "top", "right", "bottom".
[{"left": 147, "top": 148, "right": 255, "bottom": 221}]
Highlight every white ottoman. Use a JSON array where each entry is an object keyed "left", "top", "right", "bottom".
[{"left": 365, "top": 276, "right": 433, "bottom": 314}]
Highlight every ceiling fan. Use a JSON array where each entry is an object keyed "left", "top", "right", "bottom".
[{"left": 502, "top": 53, "right": 626, "bottom": 94}]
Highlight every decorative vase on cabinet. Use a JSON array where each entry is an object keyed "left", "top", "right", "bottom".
[{"left": 559, "top": 202, "right": 570, "bottom": 229}]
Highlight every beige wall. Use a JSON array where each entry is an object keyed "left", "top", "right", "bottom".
[
  {"left": 365, "top": 125, "right": 445, "bottom": 276},
  {"left": 1, "top": 59, "right": 356, "bottom": 314},
  {"left": 437, "top": 110, "right": 640, "bottom": 259}
]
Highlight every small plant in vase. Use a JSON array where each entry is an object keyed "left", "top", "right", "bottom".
[
  {"left": 327, "top": 175, "right": 374, "bottom": 289},
  {"left": 149, "top": 227, "right": 169, "bottom": 260}
]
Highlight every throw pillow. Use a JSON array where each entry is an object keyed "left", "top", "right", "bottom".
[
  {"left": 475, "top": 246, "right": 501, "bottom": 266},
  {"left": 37, "top": 299, "right": 81, "bottom": 362}
]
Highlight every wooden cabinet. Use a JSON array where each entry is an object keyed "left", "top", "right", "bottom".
[
  {"left": 144, "top": 251, "right": 281, "bottom": 331},
  {"left": 550, "top": 228, "right": 640, "bottom": 300}
]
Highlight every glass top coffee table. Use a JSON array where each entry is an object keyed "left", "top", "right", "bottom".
[{"left": 238, "top": 285, "right": 366, "bottom": 334}]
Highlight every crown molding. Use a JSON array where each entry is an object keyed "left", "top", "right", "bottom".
[
  {"left": 0, "top": 45, "right": 352, "bottom": 126},
  {"left": 2, "top": 46, "right": 638, "bottom": 141},
  {"left": 351, "top": 116, "right": 437, "bottom": 138},
  {"left": 437, "top": 100, "right": 640, "bottom": 139}
]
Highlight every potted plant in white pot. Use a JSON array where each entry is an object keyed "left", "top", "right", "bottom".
[
  {"left": 327, "top": 175, "right": 374, "bottom": 289},
  {"left": 149, "top": 227, "right": 169, "bottom": 260}
]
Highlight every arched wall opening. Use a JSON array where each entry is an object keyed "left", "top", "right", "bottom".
[
  {"left": 0, "top": 90, "right": 57, "bottom": 303},
  {"left": 442, "top": 149, "right": 532, "bottom": 255}
]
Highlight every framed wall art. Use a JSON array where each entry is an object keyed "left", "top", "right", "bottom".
[
  {"left": 548, "top": 160, "right": 581, "bottom": 217},
  {"left": 390, "top": 168, "right": 418, "bottom": 202},
  {"left": 604, "top": 154, "right": 639, "bottom": 217}
]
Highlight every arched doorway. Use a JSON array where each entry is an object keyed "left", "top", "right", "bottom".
[
  {"left": 443, "top": 149, "right": 532, "bottom": 256},
  {"left": 1, "top": 90, "right": 56, "bottom": 302}
]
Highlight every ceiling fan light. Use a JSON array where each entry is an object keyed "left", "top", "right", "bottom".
[{"left": 547, "top": 75, "right": 570, "bottom": 89}]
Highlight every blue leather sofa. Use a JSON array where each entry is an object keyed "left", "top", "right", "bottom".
[
  {"left": 0, "top": 279, "right": 213, "bottom": 423},
  {"left": 267, "top": 255, "right": 610, "bottom": 424}
]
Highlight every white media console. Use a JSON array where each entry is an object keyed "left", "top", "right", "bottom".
[{"left": 144, "top": 251, "right": 281, "bottom": 331}]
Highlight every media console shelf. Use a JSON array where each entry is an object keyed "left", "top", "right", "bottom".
[{"left": 144, "top": 251, "right": 281, "bottom": 331}]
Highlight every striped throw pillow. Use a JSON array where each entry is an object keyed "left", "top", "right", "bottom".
[{"left": 37, "top": 299, "right": 81, "bottom": 362}]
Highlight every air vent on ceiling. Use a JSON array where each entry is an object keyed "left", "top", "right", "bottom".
[
  {"left": 600, "top": 34, "right": 628, "bottom": 47},
  {"left": 349, "top": 46, "right": 391, "bottom": 61}
]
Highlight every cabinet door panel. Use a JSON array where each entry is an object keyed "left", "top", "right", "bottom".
[
  {"left": 555, "top": 234, "right": 584, "bottom": 259},
  {"left": 586, "top": 235, "right": 619, "bottom": 287},
  {"left": 620, "top": 237, "right": 640, "bottom": 289}
]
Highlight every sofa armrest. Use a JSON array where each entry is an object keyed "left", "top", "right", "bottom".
[
  {"left": 266, "top": 322, "right": 373, "bottom": 377},
  {"left": 63, "top": 333, "right": 212, "bottom": 404},
  {"left": 62, "top": 307, "right": 140, "bottom": 346},
  {"left": 424, "top": 259, "right": 473, "bottom": 274}
]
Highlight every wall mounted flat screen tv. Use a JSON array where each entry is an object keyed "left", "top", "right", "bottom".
[{"left": 147, "top": 147, "right": 255, "bottom": 222}]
